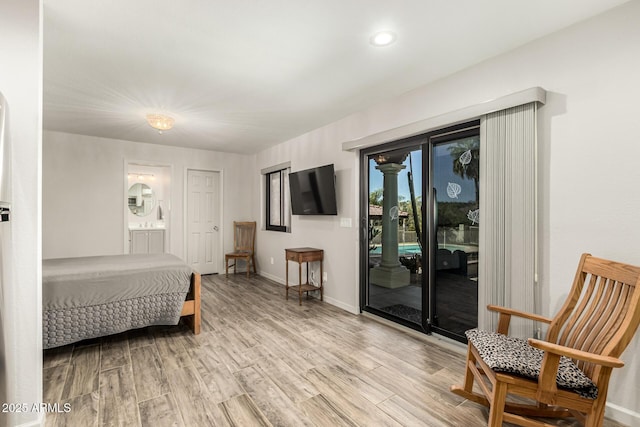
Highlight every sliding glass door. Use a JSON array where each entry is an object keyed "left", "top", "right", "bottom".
[
  {"left": 363, "top": 144, "right": 424, "bottom": 329},
  {"left": 361, "top": 122, "right": 480, "bottom": 341},
  {"left": 427, "top": 127, "right": 480, "bottom": 339}
]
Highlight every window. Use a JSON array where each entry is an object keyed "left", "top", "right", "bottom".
[{"left": 264, "top": 164, "right": 290, "bottom": 232}]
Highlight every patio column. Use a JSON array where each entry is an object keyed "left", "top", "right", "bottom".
[{"left": 369, "top": 162, "right": 410, "bottom": 288}]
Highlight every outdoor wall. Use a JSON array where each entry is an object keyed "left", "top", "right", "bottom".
[
  {"left": 43, "top": 131, "right": 256, "bottom": 267},
  {"left": 0, "top": 1, "right": 43, "bottom": 426},
  {"left": 254, "top": 2, "right": 640, "bottom": 424}
]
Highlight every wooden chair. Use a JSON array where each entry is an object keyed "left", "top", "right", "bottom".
[
  {"left": 225, "top": 221, "right": 256, "bottom": 278},
  {"left": 451, "top": 253, "right": 640, "bottom": 427}
]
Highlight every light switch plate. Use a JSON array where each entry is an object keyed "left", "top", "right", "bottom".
[{"left": 339, "top": 217, "right": 352, "bottom": 228}]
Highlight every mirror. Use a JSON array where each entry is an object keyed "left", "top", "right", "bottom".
[{"left": 128, "top": 183, "right": 155, "bottom": 216}]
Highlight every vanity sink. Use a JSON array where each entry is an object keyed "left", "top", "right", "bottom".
[{"left": 129, "top": 223, "right": 165, "bottom": 230}]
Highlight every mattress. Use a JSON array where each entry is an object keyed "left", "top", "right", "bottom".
[{"left": 43, "top": 253, "right": 193, "bottom": 349}]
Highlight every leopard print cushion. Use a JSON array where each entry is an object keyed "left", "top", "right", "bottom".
[{"left": 465, "top": 328, "right": 598, "bottom": 399}]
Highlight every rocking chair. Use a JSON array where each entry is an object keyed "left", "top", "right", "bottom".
[{"left": 451, "top": 253, "right": 640, "bottom": 426}]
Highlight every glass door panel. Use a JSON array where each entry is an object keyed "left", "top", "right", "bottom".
[
  {"left": 360, "top": 121, "right": 479, "bottom": 342},
  {"left": 366, "top": 147, "right": 424, "bottom": 327},
  {"left": 429, "top": 132, "right": 479, "bottom": 339}
]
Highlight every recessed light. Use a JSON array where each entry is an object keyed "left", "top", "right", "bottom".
[{"left": 370, "top": 31, "right": 396, "bottom": 47}]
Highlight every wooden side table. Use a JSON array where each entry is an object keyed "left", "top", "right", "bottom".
[{"left": 285, "top": 247, "right": 323, "bottom": 305}]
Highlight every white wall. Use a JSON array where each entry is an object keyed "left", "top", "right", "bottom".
[
  {"left": 43, "top": 131, "right": 255, "bottom": 266},
  {"left": 256, "top": 134, "right": 360, "bottom": 313},
  {"left": 255, "top": 2, "right": 640, "bottom": 424},
  {"left": 0, "top": 1, "right": 43, "bottom": 426}
]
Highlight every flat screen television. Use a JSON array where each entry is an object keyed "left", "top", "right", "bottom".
[{"left": 289, "top": 164, "right": 337, "bottom": 215}]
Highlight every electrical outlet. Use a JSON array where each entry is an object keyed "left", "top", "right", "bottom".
[
  {"left": 323, "top": 272, "right": 327, "bottom": 282},
  {"left": 270, "top": 257, "right": 274, "bottom": 265}
]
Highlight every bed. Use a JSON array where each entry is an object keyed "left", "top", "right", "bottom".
[{"left": 42, "top": 253, "right": 201, "bottom": 349}]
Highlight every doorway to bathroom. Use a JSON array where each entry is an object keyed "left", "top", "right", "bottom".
[{"left": 125, "top": 162, "right": 172, "bottom": 254}]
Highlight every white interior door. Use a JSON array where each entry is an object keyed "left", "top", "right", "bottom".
[{"left": 187, "top": 170, "right": 220, "bottom": 274}]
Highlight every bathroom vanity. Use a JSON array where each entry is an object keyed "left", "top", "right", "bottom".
[{"left": 130, "top": 227, "right": 165, "bottom": 254}]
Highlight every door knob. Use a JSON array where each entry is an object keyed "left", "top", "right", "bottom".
[{"left": 213, "top": 226, "right": 219, "bottom": 231}]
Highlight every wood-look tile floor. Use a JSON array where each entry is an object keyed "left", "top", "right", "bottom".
[{"left": 43, "top": 274, "right": 627, "bottom": 427}]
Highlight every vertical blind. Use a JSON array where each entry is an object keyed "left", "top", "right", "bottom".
[{"left": 478, "top": 102, "right": 537, "bottom": 339}]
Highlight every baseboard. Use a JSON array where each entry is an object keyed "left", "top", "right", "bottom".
[
  {"left": 258, "top": 271, "right": 284, "bottom": 285},
  {"left": 606, "top": 402, "right": 640, "bottom": 427},
  {"left": 323, "top": 296, "right": 358, "bottom": 315},
  {"left": 257, "top": 273, "right": 358, "bottom": 314}
]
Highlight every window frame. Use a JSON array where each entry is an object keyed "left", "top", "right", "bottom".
[{"left": 264, "top": 165, "right": 290, "bottom": 232}]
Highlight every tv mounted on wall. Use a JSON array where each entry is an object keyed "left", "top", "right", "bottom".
[{"left": 289, "top": 164, "right": 338, "bottom": 215}]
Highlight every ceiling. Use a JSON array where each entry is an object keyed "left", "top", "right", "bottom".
[{"left": 43, "top": 0, "right": 628, "bottom": 154}]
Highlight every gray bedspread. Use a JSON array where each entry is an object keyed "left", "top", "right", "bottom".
[{"left": 43, "top": 253, "right": 193, "bottom": 349}]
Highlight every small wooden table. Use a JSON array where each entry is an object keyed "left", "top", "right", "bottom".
[{"left": 285, "top": 247, "right": 323, "bottom": 305}]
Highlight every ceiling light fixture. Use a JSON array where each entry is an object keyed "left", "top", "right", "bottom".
[
  {"left": 370, "top": 31, "right": 396, "bottom": 47},
  {"left": 146, "top": 113, "right": 175, "bottom": 134}
]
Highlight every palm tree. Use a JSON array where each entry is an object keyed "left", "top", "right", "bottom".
[
  {"left": 369, "top": 188, "right": 383, "bottom": 206},
  {"left": 368, "top": 188, "right": 383, "bottom": 251},
  {"left": 448, "top": 137, "right": 480, "bottom": 201}
]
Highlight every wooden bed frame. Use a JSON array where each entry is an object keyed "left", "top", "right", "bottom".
[{"left": 180, "top": 272, "right": 201, "bottom": 334}]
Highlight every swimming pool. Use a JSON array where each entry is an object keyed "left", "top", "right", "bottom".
[{"left": 369, "top": 243, "right": 478, "bottom": 255}]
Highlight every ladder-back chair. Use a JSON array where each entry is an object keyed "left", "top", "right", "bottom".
[
  {"left": 225, "top": 221, "right": 256, "bottom": 278},
  {"left": 451, "top": 253, "right": 640, "bottom": 426}
]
